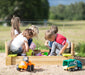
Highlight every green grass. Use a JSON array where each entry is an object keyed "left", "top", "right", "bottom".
[
  {"left": 0, "top": 20, "right": 85, "bottom": 57},
  {"left": 75, "top": 42, "right": 85, "bottom": 57},
  {"left": 0, "top": 49, "right": 5, "bottom": 52}
]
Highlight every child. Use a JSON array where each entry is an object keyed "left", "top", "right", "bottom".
[
  {"left": 45, "top": 25, "right": 58, "bottom": 54},
  {"left": 28, "top": 25, "right": 39, "bottom": 50},
  {"left": 10, "top": 29, "right": 33, "bottom": 55},
  {"left": 45, "top": 30, "right": 69, "bottom": 56},
  {"left": 11, "top": 16, "right": 21, "bottom": 40},
  {"left": 29, "top": 25, "right": 39, "bottom": 37}
]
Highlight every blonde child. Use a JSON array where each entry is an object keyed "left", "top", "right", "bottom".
[
  {"left": 28, "top": 25, "right": 39, "bottom": 50},
  {"left": 10, "top": 29, "right": 33, "bottom": 56},
  {"left": 29, "top": 25, "right": 39, "bottom": 37},
  {"left": 45, "top": 25, "right": 58, "bottom": 54},
  {"left": 11, "top": 16, "right": 21, "bottom": 40}
]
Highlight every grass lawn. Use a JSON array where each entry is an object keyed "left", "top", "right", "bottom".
[{"left": 0, "top": 20, "right": 85, "bottom": 52}]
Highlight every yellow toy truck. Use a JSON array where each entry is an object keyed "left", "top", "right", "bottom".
[{"left": 16, "top": 56, "right": 34, "bottom": 72}]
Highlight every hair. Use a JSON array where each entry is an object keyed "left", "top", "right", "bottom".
[
  {"left": 11, "top": 16, "right": 21, "bottom": 40},
  {"left": 50, "top": 25, "right": 58, "bottom": 33},
  {"left": 29, "top": 25, "right": 39, "bottom": 37},
  {"left": 23, "top": 29, "right": 33, "bottom": 37},
  {"left": 45, "top": 30, "right": 55, "bottom": 40},
  {"left": 11, "top": 15, "right": 21, "bottom": 33}
]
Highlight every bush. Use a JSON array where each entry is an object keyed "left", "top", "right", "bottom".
[
  {"left": 75, "top": 42, "right": 85, "bottom": 57},
  {"left": 0, "top": 44, "right": 5, "bottom": 53}
]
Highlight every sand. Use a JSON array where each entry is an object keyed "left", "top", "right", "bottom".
[{"left": 0, "top": 53, "right": 85, "bottom": 75}]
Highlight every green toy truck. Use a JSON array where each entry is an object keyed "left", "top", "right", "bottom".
[{"left": 63, "top": 59, "right": 82, "bottom": 71}]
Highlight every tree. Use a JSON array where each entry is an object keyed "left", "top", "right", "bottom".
[
  {"left": 0, "top": 0, "right": 49, "bottom": 21},
  {"left": 49, "top": 1, "right": 85, "bottom": 20}
]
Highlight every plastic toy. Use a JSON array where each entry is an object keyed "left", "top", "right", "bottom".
[
  {"left": 8, "top": 54, "right": 17, "bottom": 57},
  {"left": 16, "top": 56, "right": 35, "bottom": 72},
  {"left": 44, "top": 52, "right": 48, "bottom": 56},
  {"left": 62, "top": 53, "right": 72, "bottom": 57},
  {"left": 26, "top": 49, "right": 33, "bottom": 56},
  {"left": 63, "top": 59, "right": 82, "bottom": 71},
  {"left": 36, "top": 52, "right": 43, "bottom": 56}
]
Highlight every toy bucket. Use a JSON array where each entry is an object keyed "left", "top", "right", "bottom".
[
  {"left": 26, "top": 49, "right": 33, "bottom": 56},
  {"left": 44, "top": 52, "right": 48, "bottom": 56},
  {"left": 62, "top": 53, "right": 72, "bottom": 57},
  {"left": 8, "top": 54, "right": 17, "bottom": 57}
]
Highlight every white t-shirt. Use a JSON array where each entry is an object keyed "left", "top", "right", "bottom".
[
  {"left": 10, "top": 33, "right": 28, "bottom": 52},
  {"left": 14, "top": 29, "right": 19, "bottom": 35}
]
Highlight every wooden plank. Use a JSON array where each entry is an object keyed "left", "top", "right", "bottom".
[
  {"left": 71, "top": 42, "right": 75, "bottom": 56},
  {"left": 6, "top": 57, "right": 12, "bottom": 65},
  {"left": 6, "top": 56, "right": 74, "bottom": 66},
  {"left": 5, "top": 41, "right": 8, "bottom": 57}
]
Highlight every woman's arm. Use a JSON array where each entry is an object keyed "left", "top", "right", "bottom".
[{"left": 59, "top": 42, "right": 68, "bottom": 55}]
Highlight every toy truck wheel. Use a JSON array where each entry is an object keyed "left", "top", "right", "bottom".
[
  {"left": 78, "top": 67, "right": 81, "bottom": 70},
  {"left": 16, "top": 65, "right": 21, "bottom": 71},
  {"left": 71, "top": 68, "right": 75, "bottom": 71},
  {"left": 27, "top": 65, "right": 31, "bottom": 72},
  {"left": 68, "top": 68, "right": 72, "bottom": 71},
  {"left": 72, "top": 68, "right": 75, "bottom": 71},
  {"left": 68, "top": 69, "right": 71, "bottom": 71},
  {"left": 31, "top": 65, "right": 34, "bottom": 71}
]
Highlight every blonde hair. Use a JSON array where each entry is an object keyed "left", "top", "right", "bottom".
[
  {"left": 29, "top": 25, "right": 39, "bottom": 37},
  {"left": 11, "top": 16, "right": 21, "bottom": 40},
  {"left": 45, "top": 30, "right": 55, "bottom": 40}
]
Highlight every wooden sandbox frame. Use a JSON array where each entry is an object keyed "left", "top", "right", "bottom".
[{"left": 5, "top": 41, "right": 75, "bottom": 66}]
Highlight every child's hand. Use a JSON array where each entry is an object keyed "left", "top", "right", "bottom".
[
  {"left": 58, "top": 52, "right": 62, "bottom": 55},
  {"left": 57, "top": 54, "right": 62, "bottom": 56}
]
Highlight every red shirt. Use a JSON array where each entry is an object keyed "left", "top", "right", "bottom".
[{"left": 56, "top": 34, "right": 66, "bottom": 45}]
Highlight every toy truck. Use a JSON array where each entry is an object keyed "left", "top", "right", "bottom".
[
  {"left": 63, "top": 59, "right": 82, "bottom": 71},
  {"left": 16, "top": 56, "right": 34, "bottom": 72}
]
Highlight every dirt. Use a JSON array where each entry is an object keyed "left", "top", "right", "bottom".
[{"left": 0, "top": 53, "right": 85, "bottom": 75}]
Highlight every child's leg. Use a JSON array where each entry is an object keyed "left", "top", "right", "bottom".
[
  {"left": 12, "top": 47, "right": 23, "bottom": 55},
  {"left": 49, "top": 42, "right": 63, "bottom": 56},
  {"left": 48, "top": 49, "right": 51, "bottom": 54},
  {"left": 55, "top": 49, "right": 60, "bottom": 55},
  {"left": 55, "top": 45, "right": 64, "bottom": 55},
  {"left": 22, "top": 44, "right": 26, "bottom": 53},
  {"left": 55, "top": 49, "right": 62, "bottom": 56}
]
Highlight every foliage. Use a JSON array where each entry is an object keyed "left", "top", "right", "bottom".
[
  {"left": 75, "top": 42, "right": 85, "bottom": 57},
  {"left": 49, "top": 2, "right": 85, "bottom": 20},
  {"left": 0, "top": 42, "right": 5, "bottom": 52},
  {"left": 0, "top": 0, "right": 49, "bottom": 21}
]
